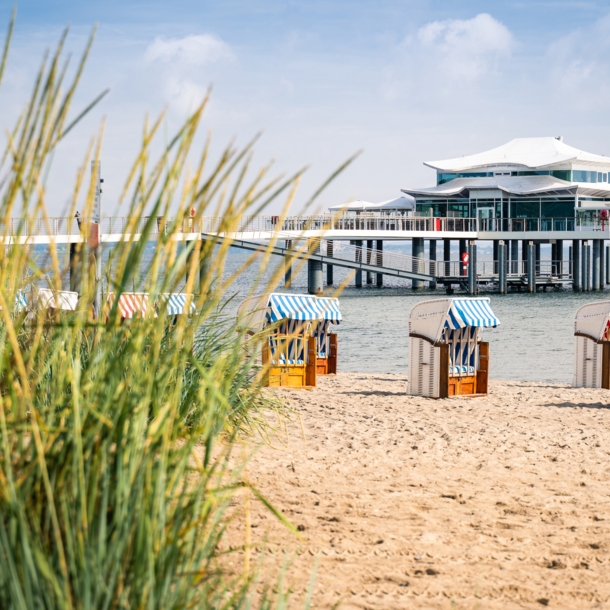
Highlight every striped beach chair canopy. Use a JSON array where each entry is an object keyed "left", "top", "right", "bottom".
[
  {"left": 37, "top": 288, "right": 78, "bottom": 311},
  {"left": 409, "top": 297, "right": 500, "bottom": 344},
  {"left": 0, "top": 290, "right": 28, "bottom": 312},
  {"left": 107, "top": 292, "right": 158, "bottom": 319},
  {"left": 237, "top": 292, "right": 341, "bottom": 332},
  {"left": 574, "top": 301, "right": 610, "bottom": 342},
  {"left": 156, "top": 293, "right": 196, "bottom": 316}
]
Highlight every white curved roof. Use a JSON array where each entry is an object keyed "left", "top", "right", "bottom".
[
  {"left": 329, "top": 195, "right": 414, "bottom": 213},
  {"left": 402, "top": 175, "right": 610, "bottom": 199},
  {"left": 425, "top": 137, "right": 610, "bottom": 172}
]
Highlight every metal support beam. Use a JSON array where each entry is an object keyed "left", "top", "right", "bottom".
[
  {"left": 527, "top": 241, "right": 536, "bottom": 293},
  {"left": 412, "top": 238, "right": 425, "bottom": 290},
  {"left": 582, "top": 241, "right": 590, "bottom": 292},
  {"left": 366, "top": 239, "right": 374, "bottom": 285},
  {"left": 308, "top": 239, "right": 323, "bottom": 294},
  {"left": 498, "top": 240, "right": 507, "bottom": 294},
  {"left": 284, "top": 239, "right": 292, "bottom": 287},
  {"left": 459, "top": 239, "right": 467, "bottom": 277},
  {"left": 593, "top": 239, "right": 601, "bottom": 291},
  {"left": 443, "top": 238, "right": 451, "bottom": 277},
  {"left": 376, "top": 239, "right": 383, "bottom": 288},
  {"left": 510, "top": 239, "right": 518, "bottom": 274},
  {"left": 572, "top": 240, "right": 580, "bottom": 291},
  {"left": 354, "top": 240, "right": 363, "bottom": 288},
  {"left": 467, "top": 240, "right": 477, "bottom": 295},
  {"left": 326, "top": 240, "right": 334, "bottom": 286},
  {"left": 428, "top": 240, "right": 437, "bottom": 290}
]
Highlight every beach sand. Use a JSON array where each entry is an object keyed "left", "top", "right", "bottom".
[{"left": 228, "top": 373, "right": 610, "bottom": 609}]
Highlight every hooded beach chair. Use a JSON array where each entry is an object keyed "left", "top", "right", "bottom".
[
  {"left": 106, "top": 292, "right": 157, "bottom": 322},
  {"left": 155, "top": 293, "right": 196, "bottom": 317},
  {"left": 573, "top": 301, "right": 610, "bottom": 388},
  {"left": 407, "top": 297, "right": 500, "bottom": 398},
  {"left": 237, "top": 292, "right": 341, "bottom": 388},
  {"left": 37, "top": 288, "right": 78, "bottom": 313}
]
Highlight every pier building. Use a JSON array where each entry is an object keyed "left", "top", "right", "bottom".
[{"left": 5, "top": 137, "right": 610, "bottom": 297}]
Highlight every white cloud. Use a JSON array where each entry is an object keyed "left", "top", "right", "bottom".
[
  {"left": 144, "top": 34, "right": 234, "bottom": 66},
  {"left": 547, "top": 14, "right": 610, "bottom": 110},
  {"left": 416, "top": 13, "right": 513, "bottom": 80}
]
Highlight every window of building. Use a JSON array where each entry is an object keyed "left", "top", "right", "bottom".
[
  {"left": 550, "top": 170, "right": 571, "bottom": 181},
  {"left": 573, "top": 170, "right": 598, "bottom": 183},
  {"left": 604, "top": 173, "right": 608, "bottom": 183},
  {"left": 437, "top": 172, "right": 493, "bottom": 185},
  {"left": 510, "top": 198, "right": 540, "bottom": 219}
]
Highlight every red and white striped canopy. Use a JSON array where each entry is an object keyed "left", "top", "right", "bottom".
[{"left": 106, "top": 292, "right": 157, "bottom": 320}]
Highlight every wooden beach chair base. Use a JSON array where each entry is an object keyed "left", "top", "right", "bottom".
[
  {"left": 439, "top": 342, "right": 489, "bottom": 399},
  {"left": 263, "top": 336, "right": 317, "bottom": 388}
]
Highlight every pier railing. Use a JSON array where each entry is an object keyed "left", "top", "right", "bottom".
[{"left": 2, "top": 214, "right": 607, "bottom": 238}]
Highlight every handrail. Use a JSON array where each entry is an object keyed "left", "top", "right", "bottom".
[{"left": 1, "top": 214, "right": 608, "bottom": 237}]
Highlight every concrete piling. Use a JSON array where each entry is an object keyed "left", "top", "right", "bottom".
[
  {"left": 307, "top": 239, "right": 323, "bottom": 294},
  {"left": 284, "top": 239, "right": 292, "bottom": 287},
  {"left": 376, "top": 240, "right": 383, "bottom": 288},
  {"left": 428, "top": 240, "right": 437, "bottom": 290},
  {"left": 527, "top": 241, "right": 536, "bottom": 293},
  {"left": 593, "top": 239, "right": 601, "bottom": 291},
  {"left": 326, "top": 240, "right": 334, "bottom": 286},
  {"left": 412, "top": 238, "right": 425, "bottom": 290},
  {"left": 366, "top": 239, "right": 374, "bottom": 285},
  {"left": 572, "top": 239, "right": 581, "bottom": 291},
  {"left": 354, "top": 240, "right": 363, "bottom": 288},
  {"left": 467, "top": 241, "right": 477, "bottom": 295},
  {"left": 443, "top": 238, "right": 451, "bottom": 276},
  {"left": 498, "top": 240, "right": 507, "bottom": 294}
]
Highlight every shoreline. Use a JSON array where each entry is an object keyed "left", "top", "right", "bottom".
[{"left": 226, "top": 372, "right": 610, "bottom": 609}]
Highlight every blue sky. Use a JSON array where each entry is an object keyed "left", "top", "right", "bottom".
[{"left": 2, "top": 1, "right": 610, "bottom": 214}]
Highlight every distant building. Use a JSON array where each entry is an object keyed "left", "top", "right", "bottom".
[
  {"left": 401, "top": 137, "right": 610, "bottom": 230},
  {"left": 328, "top": 195, "right": 414, "bottom": 215}
]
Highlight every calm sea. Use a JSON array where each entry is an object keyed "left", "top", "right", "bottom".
[{"left": 37, "top": 242, "right": 608, "bottom": 384}]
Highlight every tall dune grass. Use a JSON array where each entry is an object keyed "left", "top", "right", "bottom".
[{"left": 0, "top": 17, "right": 322, "bottom": 608}]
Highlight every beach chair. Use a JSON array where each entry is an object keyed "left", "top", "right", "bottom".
[
  {"left": 0, "top": 289, "right": 28, "bottom": 314},
  {"left": 408, "top": 297, "right": 500, "bottom": 398},
  {"left": 573, "top": 301, "right": 610, "bottom": 388},
  {"left": 237, "top": 292, "right": 342, "bottom": 388},
  {"left": 106, "top": 292, "right": 157, "bottom": 322},
  {"left": 37, "top": 288, "right": 78, "bottom": 314},
  {"left": 155, "top": 293, "right": 196, "bottom": 317}
]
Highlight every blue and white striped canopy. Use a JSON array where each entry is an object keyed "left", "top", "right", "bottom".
[
  {"left": 267, "top": 293, "right": 341, "bottom": 323},
  {"left": 446, "top": 298, "right": 499, "bottom": 329},
  {"left": 157, "top": 293, "right": 196, "bottom": 316},
  {"left": 15, "top": 290, "right": 27, "bottom": 312}
]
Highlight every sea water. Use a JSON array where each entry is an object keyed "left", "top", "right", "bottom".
[{"left": 33, "top": 243, "right": 609, "bottom": 384}]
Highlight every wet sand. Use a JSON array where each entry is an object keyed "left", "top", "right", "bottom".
[{"left": 228, "top": 373, "right": 610, "bottom": 608}]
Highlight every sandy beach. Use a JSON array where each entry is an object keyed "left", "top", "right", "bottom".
[{"left": 227, "top": 372, "right": 610, "bottom": 609}]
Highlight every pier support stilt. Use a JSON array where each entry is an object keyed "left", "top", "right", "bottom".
[
  {"left": 498, "top": 240, "right": 507, "bottom": 294},
  {"left": 198, "top": 238, "right": 210, "bottom": 294},
  {"left": 582, "top": 241, "right": 590, "bottom": 292},
  {"left": 412, "top": 238, "right": 425, "bottom": 290},
  {"left": 284, "top": 240, "right": 292, "bottom": 288},
  {"left": 366, "top": 239, "right": 374, "bottom": 285},
  {"left": 308, "top": 239, "right": 323, "bottom": 294},
  {"left": 522, "top": 240, "right": 528, "bottom": 277},
  {"left": 467, "top": 241, "right": 477, "bottom": 295},
  {"left": 459, "top": 239, "right": 467, "bottom": 277},
  {"left": 376, "top": 240, "right": 383, "bottom": 288},
  {"left": 527, "top": 241, "right": 536, "bottom": 293},
  {"left": 443, "top": 238, "right": 451, "bottom": 277},
  {"left": 428, "top": 240, "right": 436, "bottom": 290},
  {"left": 354, "top": 240, "right": 363, "bottom": 288},
  {"left": 593, "top": 239, "right": 601, "bottom": 291},
  {"left": 572, "top": 240, "right": 581, "bottom": 291},
  {"left": 556, "top": 239, "right": 563, "bottom": 276},
  {"left": 493, "top": 240, "right": 499, "bottom": 275},
  {"left": 600, "top": 240, "right": 605, "bottom": 287},
  {"left": 69, "top": 243, "right": 82, "bottom": 294},
  {"left": 535, "top": 241, "right": 541, "bottom": 275},
  {"left": 606, "top": 245, "right": 610, "bottom": 285},
  {"left": 510, "top": 240, "right": 518, "bottom": 274},
  {"left": 326, "top": 240, "right": 334, "bottom": 286}
]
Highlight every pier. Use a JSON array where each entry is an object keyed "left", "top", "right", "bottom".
[{"left": 3, "top": 212, "right": 608, "bottom": 295}]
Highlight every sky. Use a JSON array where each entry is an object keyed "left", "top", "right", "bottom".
[{"left": 1, "top": 0, "right": 610, "bottom": 215}]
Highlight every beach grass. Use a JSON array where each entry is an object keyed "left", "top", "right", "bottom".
[{"left": 0, "top": 15, "right": 320, "bottom": 608}]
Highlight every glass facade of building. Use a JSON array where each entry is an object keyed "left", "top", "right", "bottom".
[{"left": 436, "top": 169, "right": 579, "bottom": 185}]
